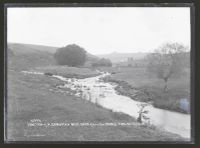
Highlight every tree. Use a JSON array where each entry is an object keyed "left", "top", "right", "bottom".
[
  {"left": 54, "top": 44, "right": 86, "bottom": 67},
  {"left": 146, "top": 43, "right": 188, "bottom": 92},
  {"left": 91, "top": 58, "right": 112, "bottom": 67},
  {"left": 137, "top": 103, "right": 150, "bottom": 124}
]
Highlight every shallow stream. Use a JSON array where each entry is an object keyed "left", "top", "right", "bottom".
[{"left": 21, "top": 70, "right": 191, "bottom": 139}]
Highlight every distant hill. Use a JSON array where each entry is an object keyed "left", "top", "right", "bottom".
[
  {"left": 96, "top": 52, "right": 148, "bottom": 63},
  {"left": 7, "top": 43, "right": 99, "bottom": 70},
  {"left": 8, "top": 43, "right": 97, "bottom": 58},
  {"left": 8, "top": 43, "right": 58, "bottom": 54},
  {"left": 7, "top": 43, "right": 58, "bottom": 70},
  {"left": 85, "top": 52, "right": 99, "bottom": 64}
]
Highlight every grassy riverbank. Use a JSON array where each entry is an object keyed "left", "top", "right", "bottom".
[
  {"left": 99, "top": 67, "right": 190, "bottom": 114},
  {"left": 7, "top": 69, "right": 186, "bottom": 141},
  {"left": 33, "top": 66, "right": 99, "bottom": 79}
]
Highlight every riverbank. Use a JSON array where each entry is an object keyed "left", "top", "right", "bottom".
[
  {"left": 33, "top": 66, "right": 100, "bottom": 79},
  {"left": 99, "top": 67, "right": 190, "bottom": 114},
  {"left": 7, "top": 69, "right": 186, "bottom": 141}
]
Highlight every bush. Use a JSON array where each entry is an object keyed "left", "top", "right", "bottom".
[
  {"left": 92, "top": 58, "right": 112, "bottom": 67},
  {"left": 54, "top": 44, "right": 86, "bottom": 67}
]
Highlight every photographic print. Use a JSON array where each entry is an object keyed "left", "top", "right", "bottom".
[{"left": 5, "top": 4, "right": 192, "bottom": 142}]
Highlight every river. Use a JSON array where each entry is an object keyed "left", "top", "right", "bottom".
[{"left": 21, "top": 70, "right": 191, "bottom": 139}]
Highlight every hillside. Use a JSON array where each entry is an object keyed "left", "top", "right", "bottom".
[
  {"left": 8, "top": 43, "right": 58, "bottom": 54},
  {"left": 7, "top": 43, "right": 56, "bottom": 71},
  {"left": 97, "top": 52, "right": 148, "bottom": 63},
  {"left": 7, "top": 43, "right": 99, "bottom": 70}
]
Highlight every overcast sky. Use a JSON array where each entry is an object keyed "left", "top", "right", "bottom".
[{"left": 7, "top": 7, "right": 190, "bottom": 55}]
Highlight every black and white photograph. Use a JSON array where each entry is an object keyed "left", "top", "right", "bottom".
[{"left": 5, "top": 4, "right": 192, "bottom": 142}]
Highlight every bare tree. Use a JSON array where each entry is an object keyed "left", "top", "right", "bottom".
[
  {"left": 146, "top": 43, "right": 188, "bottom": 92},
  {"left": 137, "top": 103, "right": 150, "bottom": 124}
]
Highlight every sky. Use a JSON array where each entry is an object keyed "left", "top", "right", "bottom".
[{"left": 7, "top": 7, "right": 191, "bottom": 55}]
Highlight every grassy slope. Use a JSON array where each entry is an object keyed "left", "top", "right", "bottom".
[
  {"left": 8, "top": 43, "right": 99, "bottom": 70},
  {"left": 99, "top": 67, "right": 190, "bottom": 113},
  {"left": 8, "top": 44, "right": 56, "bottom": 71},
  {"left": 8, "top": 43, "right": 58, "bottom": 54}
]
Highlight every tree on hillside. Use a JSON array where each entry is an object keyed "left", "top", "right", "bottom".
[
  {"left": 54, "top": 44, "right": 87, "bottom": 67},
  {"left": 146, "top": 42, "right": 188, "bottom": 92},
  {"left": 91, "top": 58, "right": 112, "bottom": 67}
]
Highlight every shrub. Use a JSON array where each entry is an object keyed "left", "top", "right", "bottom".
[
  {"left": 54, "top": 44, "right": 86, "bottom": 67},
  {"left": 92, "top": 58, "right": 112, "bottom": 67}
]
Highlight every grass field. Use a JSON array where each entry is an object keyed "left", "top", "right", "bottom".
[
  {"left": 34, "top": 66, "right": 99, "bottom": 79},
  {"left": 99, "top": 67, "right": 190, "bottom": 113}
]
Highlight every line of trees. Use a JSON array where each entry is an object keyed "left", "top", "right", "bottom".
[{"left": 91, "top": 58, "right": 112, "bottom": 67}]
